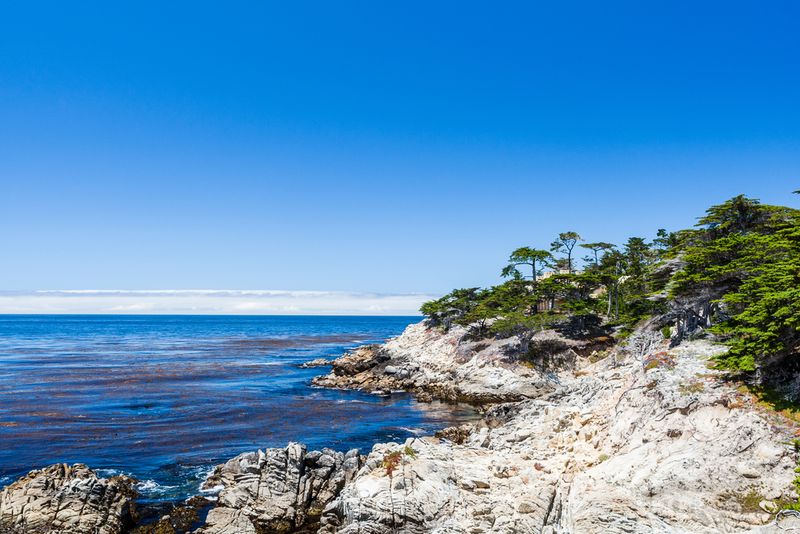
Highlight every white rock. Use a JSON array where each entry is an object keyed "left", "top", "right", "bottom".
[{"left": 318, "top": 332, "right": 797, "bottom": 534}]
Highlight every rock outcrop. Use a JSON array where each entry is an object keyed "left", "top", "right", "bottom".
[
  {"left": 299, "top": 358, "right": 333, "bottom": 369},
  {"left": 317, "top": 336, "right": 800, "bottom": 533},
  {"left": 194, "top": 443, "right": 362, "bottom": 534},
  {"left": 312, "top": 323, "right": 589, "bottom": 403},
  {"left": 0, "top": 464, "right": 137, "bottom": 534}
]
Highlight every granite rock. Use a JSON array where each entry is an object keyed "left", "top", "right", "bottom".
[{"left": 0, "top": 463, "right": 137, "bottom": 534}]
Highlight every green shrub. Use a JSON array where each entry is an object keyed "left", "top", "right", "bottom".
[{"left": 661, "top": 325, "right": 672, "bottom": 339}]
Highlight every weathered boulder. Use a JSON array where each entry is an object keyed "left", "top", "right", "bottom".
[
  {"left": 434, "top": 423, "right": 473, "bottom": 445},
  {"left": 0, "top": 464, "right": 137, "bottom": 534},
  {"left": 330, "top": 346, "right": 389, "bottom": 377},
  {"left": 193, "top": 443, "right": 362, "bottom": 534}
]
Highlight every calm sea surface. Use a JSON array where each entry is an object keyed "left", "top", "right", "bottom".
[{"left": 0, "top": 315, "right": 476, "bottom": 501}]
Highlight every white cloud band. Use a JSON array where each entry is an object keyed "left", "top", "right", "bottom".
[{"left": 0, "top": 290, "right": 432, "bottom": 316}]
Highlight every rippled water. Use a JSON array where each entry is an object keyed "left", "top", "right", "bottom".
[{"left": 0, "top": 315, "right": 476, "bottom": 501}]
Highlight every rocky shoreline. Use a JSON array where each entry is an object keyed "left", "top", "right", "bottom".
[
  {"left": 310, "top": 322, "right": 611, "bottom": 404},
  {"left": 3, "top": 321, "right": 800, "bottom": 533}
]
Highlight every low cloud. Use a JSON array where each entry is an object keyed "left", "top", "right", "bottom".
[{"left": 0, "top": 290, "right": 431, "bottom": 316}]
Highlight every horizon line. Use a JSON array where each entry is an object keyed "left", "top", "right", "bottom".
[{"left": 0, "top": 289, "right": 435, "bottom": 316}]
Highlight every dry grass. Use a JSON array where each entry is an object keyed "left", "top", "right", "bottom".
[
  {"left": 679, "top": 381, "right": 706, "bottom": 395},
  {"left": 736, "top": 384, "right": 800, "bottom": 425},
  {"left": 720, "top": 488, "right": 765, "bottom": 514}
]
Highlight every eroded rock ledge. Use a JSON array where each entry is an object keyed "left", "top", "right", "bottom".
[{"left": 311, "top": 322, "right": 602, "bottom": 404}]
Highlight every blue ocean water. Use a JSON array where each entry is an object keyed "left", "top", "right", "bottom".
[{"left": 0, "top": 315, "right": 476, "bottom": 502}]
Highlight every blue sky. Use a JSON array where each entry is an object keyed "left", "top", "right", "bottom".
[{"left": 1, "top": 1, "right": 799, "bottom": 313}]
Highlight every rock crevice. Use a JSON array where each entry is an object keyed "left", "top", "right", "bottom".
[{"left": 195, "top": 444, "right": 363, "bottom": 534}]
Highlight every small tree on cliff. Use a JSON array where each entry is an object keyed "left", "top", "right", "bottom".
[
  {"left": 550, "top": 232, "right": 582, "bottom": 273},
  {"left": 419, "top": 287, "right": 486, "bottom": 330},
  {"left": 623, "top": 237, "right": 653, "bottom": 296},
  {"left": 652, "top": 229, "right": 678, "bottom": 256},
  {"left": 501, "top": 247, "right": 552, "bottom": 281},
  {"left": 580, "top": 242, "right": 615, "bottom": 268}
]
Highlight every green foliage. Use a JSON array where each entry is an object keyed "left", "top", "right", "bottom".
[
  {"left": 580, "top": 242, "right": 615, "bottom": 267},
  {"left": 697, "top": 195, "right": 768, "bottom": 237},
  {"left": 421, "top": 228, "right": 666, "bottom": 340},
  {"left": 671, "top": 195, "right": 800, "bottom": 372},
  {"left": 717, "top": 215, "right": 800, "bottom": 371},
  {"left": 550, "top": 231, "right": 582, "bottom": 273},
  {"left": 652, "top": 228, "right": 679, "bottom": 257},
  {"left": 419, "top": 287, "right": 486, "bottom": 330},
  {"left": 745, "top": 385, "right": 800, "bottom": 424},
  {"left": 502, "top": 247, "right": 552, "bottom": 281},
  {"left": 788, "top": 439, "right": 800, "bottom": 511},
  {"left": 595, "top": 237, "right": 663, "bottom": 328},
  {"left": 419, "top": 194, "right": 799, "bottom": 378},
  {"left": 720, "top": 488, "right": 767, "bottom": 514},
  {"left": 490, "top": 310, "right": 559, "bottom": 339}
]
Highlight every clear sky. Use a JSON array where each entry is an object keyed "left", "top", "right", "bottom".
[{"left": 1, "top": 1, "right": 799, "bottom": 313}]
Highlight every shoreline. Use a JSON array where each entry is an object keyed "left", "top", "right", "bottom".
[
  {"left": 0, "top": 392, "right": 481, "bottom": 507},
  {"left": 0, "top": 315, "right": 461, "bottom": 506},
  {"left": 2, "top": 320, "right": 799, "bottom": 533}
]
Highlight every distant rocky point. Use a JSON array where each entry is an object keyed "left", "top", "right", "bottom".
[{"left": 299, "top": 357, "right": 333, "bottom": 368}]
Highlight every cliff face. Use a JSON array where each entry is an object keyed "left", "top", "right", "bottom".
[
  {"left": 313, "top": 324, "right": 798, "bottom": 533},
  {"left": 3, "top": 322, "right": 799, "bottom": 533}
]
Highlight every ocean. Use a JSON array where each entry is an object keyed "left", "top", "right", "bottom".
[{"left": 0, "top": 314, "right": 475, "bottom": 502}]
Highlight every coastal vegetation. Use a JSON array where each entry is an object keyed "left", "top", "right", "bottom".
[{"left": 421, "top": 193, "right": 800, "bottom": 395}]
